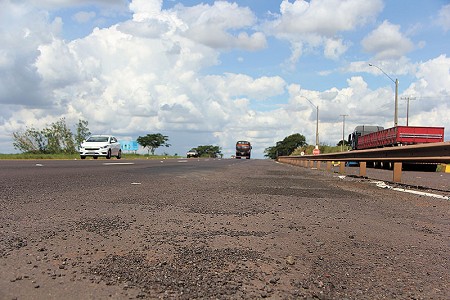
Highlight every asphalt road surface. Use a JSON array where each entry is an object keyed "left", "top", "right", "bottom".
[{"left": 0, "top": 158, "right": 449, "bottom": 299}]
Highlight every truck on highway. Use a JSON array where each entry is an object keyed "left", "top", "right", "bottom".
[
  {"left": 348, "top": 125, "right": 445, "bottom": 150},
  {"left": 235, "top": 141, "right": 252, "bottom": 159},
  {"left": 348, "top": 125, "right": 445, "bottom": 170}
]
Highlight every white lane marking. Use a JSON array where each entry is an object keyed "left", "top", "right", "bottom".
[
  {"left": 102, "top": 162, "right": 135, "bottom": 165},
  {"left": 372, "top": 181, "right": 449, "bottom": 200},
  {"left": 178, "top": 160, "right": 188, "bottom": 163}
]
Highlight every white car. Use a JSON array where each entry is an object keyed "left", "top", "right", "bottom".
[
  {"left": 79, "top": 135, "right": 122, "bottom": 159},
  {"left": 186, "top": 149, "right": 199, "bottom": 158}
]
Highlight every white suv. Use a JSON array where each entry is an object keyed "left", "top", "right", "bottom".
[{"left": 79, "top": 135, "right": 122, "bottom": 159}]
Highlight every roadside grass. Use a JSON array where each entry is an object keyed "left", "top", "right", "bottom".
[
  {"left": 291, "top": 145, "right": 348, "bottom": 155},
  {"left": 0, "top": 153, "right": 180, "bottom": 160},
  {"left": 436, "top": 164, "right": 448, "bottom": 172}
]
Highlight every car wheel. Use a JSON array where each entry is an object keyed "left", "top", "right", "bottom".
[
  {"left": 80, "top": 156, "right": 86, "bottom": 159},
  {"left": 116, "top": 150, "right": 122, "bottom": 159},
  {"left": 106, "top": 150, "right": 111, "bottom": 159}
]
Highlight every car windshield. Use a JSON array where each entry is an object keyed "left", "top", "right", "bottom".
[
  {"left": 86, "top": 136, "right": 109, "bottom": 142},
  {"left": 237, "top": 143, "right": 250, "bottom": 148}
]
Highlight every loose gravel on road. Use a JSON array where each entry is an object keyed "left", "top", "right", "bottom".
[{"left": 0, "top": 159, "right": 448, "bottom": 299}]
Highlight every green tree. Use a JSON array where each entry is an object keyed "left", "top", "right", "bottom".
[
  {"left": 264, "top": 145, "right": 278, "bottom": 159},
  {"left": 337, "top": 139, "right": 350, "bottom": 147},
  {"left": 12, "top": 127, "right": 46, "bottom": 153},
  {"left": 74, "top": 119, "right": 91, "bottom": 147},
  {"left": 264, "top": 133, "right": 307, "bottom": 159},
  {"left": 42, "top": 118, "right": 77, "bottom": 154},
  {"left": 194, "top": 145, "right": 222, "bottom": 158},
  {"left": 12, "top": 118, "right": 90, "bottom": 154},
  {"left": 137, "top": 133, "right": 170, "bottom": 155}
]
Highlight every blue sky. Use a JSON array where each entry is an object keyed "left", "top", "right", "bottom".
[{"left": 0, "top": 0, "right": 449, "bottom": 158}]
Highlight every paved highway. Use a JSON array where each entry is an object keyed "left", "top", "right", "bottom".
[{"left": 0, "top": 158, "right": 448, "bottom": 299}]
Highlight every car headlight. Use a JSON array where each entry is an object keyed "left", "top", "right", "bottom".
[{"left": 100, "top": 145, "right": 109, "bottom": 149}]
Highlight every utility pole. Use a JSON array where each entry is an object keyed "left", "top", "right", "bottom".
[
  {"left": 401, "top": 96, "right": 416, "bottom": 126},
  {"left": 340, "top": 114, "right": 348, "bottom": 151}
]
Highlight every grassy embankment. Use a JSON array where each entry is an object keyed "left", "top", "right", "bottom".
[{"left": 291, "top": 145, "right": 348, "bottom": 155}]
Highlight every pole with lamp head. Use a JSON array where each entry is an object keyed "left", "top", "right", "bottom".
[
  {"left": 301, "top": 96, "right": 319, "bottom": 148},
  {"left": 369, "top": 63, "right": 399, "bottom": 127}
]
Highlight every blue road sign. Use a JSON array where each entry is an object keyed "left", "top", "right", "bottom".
[{"left": 119, "top": 141, "right": 139, "bottom": 151}]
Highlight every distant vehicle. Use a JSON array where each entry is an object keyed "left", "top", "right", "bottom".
[
  {"left": 347, "top": 125, "right": 445, "bottom": 170},
  {"left": 348, "top": 125, "right": 444, "bottom": 150},
  {"left": 79, "top": 135, "right": 122, "bottom": 159},
  {"left": 186, "top": 149, "right": 199, "bottom": 158},
  {"left": 235, "top": 141, "right": 252, "bottom": 159},
  {"left": 348, "top": 125, "right": 384, "bottom": 150}
]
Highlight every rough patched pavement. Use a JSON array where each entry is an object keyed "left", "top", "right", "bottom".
[{"left": 0, "top": 159, "right": 449, "bottom": 299}]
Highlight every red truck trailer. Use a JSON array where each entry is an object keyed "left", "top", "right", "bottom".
[{"left": 349, "top": 126, "right": 445, "bottom": 150}]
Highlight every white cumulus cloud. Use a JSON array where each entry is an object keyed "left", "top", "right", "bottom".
[
  {"left": 265, "top": 0, "right": 383, "bottom": 61},
  {"left": 275, "top": 0, "right": 382, "bottom": 36},
  {"left": 362, "top": 20, "right": 414, "bottom": 59},
  {"left": 175, "top": 1, "right": 266, "bottom": 50},
  {"left": 437, "top": 4, "right": 450, "bottom": 32}
]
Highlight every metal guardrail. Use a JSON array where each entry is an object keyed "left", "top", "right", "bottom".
[{"left": 277, "top": 142, "right": 450, "bottom": 183}]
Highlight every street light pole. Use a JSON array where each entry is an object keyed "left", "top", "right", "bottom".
[
  {"left": 301, "top": 96, "right": 319, "bottom": 147},
  {"left": 369, "top": 63, "right": 399, "bottom": 127},
  {"left": 394, "top": 78, "right": 399, "bottom": 127},
  {"left": 315, "top": 105, "right": 319, "bottom": 147}
]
